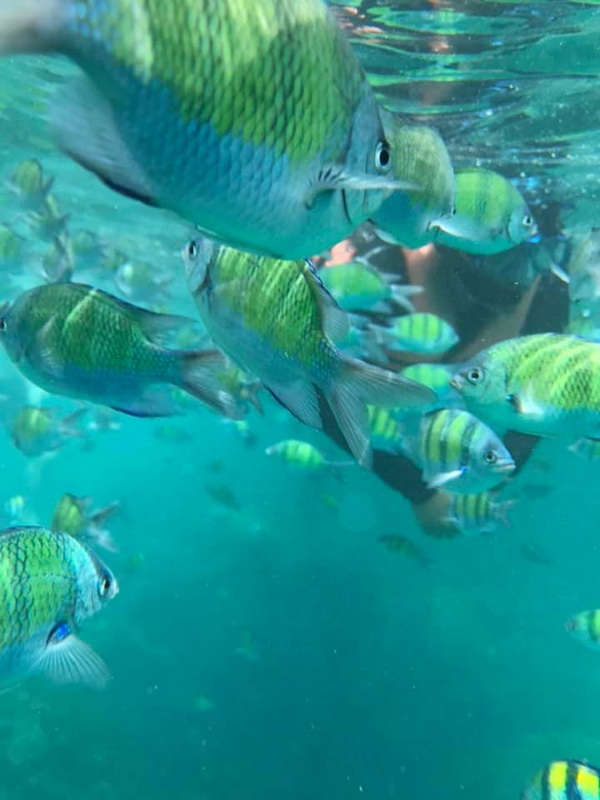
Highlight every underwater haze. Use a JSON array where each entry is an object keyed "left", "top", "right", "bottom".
[{"left": 0, "top": 2, "right": 599, "bottom": 799}]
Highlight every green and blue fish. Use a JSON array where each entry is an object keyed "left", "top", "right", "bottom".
[
  {"left": 320, "top": 261, "right": 422, "bottom": 314},
  {"left": 371, "top": 118, "right": 455, "bottom": 249},
  {"left": 522, "top": 760, "right": 600, "bottom": 800},
  {"left": 0, "top": 525, "right": 117, "bottom": 688},
  {"left": 433, "top": 168, "right": 538, "bottom": 255},
  {"left": 0, "top": 0, "right": 403, "bottom": 259},
  {"left": 184, "top": 238, "right": 435, "bottom": 467},
  {"left": 0, "top": 283, "right": 243, "bottom": 419},
  {"left": 406, "top": 408, "right": 515, "bottom": 492},
  {"left": 451, "top": 333, "right": 600, "bottom": 438},
  {"left": 446, "top": 491, "right": 514, "bottom": 535},
  {"left": 374, "top": 312, "right": 459, "bottom": 356}
]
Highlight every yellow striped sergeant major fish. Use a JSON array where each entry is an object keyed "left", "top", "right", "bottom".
[{"left": 522, "top": 760, "right": 600, "bottom": 800}]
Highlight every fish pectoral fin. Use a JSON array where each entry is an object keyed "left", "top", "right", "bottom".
[
  {"left": 426, "top": 469, "right": 465, "bottom": 489},
  {"left": 133, "top": 308, "right": 200, "bottom": 347},
  {"left": 34, "top": 316, "right": 63, "bottom": 377},
  {"left": 264, "top": 380, "right": 322, "bottom": 429},
  {"left": 429, "top": 213, "right": 485, "bottom": 241},
  {"left": 304, "top": 167, "right": 417, "bottom": 208},
  {"left": 52, "top": 77, "right": 157, "bottom": 207},
  {"left": 509, "top": 391, "right": 544, "bottom": 419},
  {"left": 37, "top": 635, "right": 110, "bottom": 688}
]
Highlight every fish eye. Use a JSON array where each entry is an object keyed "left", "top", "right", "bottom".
[
  {"left": 523, "top": 214, "right": 533, "bottom": 227},
  {"left": 186, "top": 240, "right": 198, "bottom": 259},
  {"left": 98, "top": 573, "right": 112, "bottom": 598},
  {"left": 0, "top": 319, "right": 6, "bottom": 332},
  {"left": 484, "top": 450, "right": 498, "bottom": 464},
  {"left": 375, "top": 141, "right": 391, "bottom": 173},
  {"left": 466, "top": 366, "right": 484, "bottom": 384}
]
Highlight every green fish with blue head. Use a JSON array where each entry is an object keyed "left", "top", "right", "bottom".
[
  {"left": 373, "top": 312, "right": 459, "bottom": 356},
  {"left": 451, "top": 333, "right": 600, "bottom": 439},
  {"left": 0, "top": 282, "right": 244, "bottom": 419},
  {"left": 403, "top": 408, "right": 515, "bottom": 493},
  {"left": 0, "top": 525, "right": 117, "bottom": 688},
  {"left": 183, "top": 237, "right": 436, "bottom": 468},
  {"left": 370, "top": 118, "right": 455, "bottom": 249},
  {"left": 433, "top": 168, "right": 538, "bottom": 255},
  {"left": 0, "top": 0, "right": 407, "bottom": 259}
]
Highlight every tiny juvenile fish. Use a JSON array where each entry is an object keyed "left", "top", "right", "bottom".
[
  {"left": 409, "top": 409, "right": 515, "bottom": 493},
  {"left": 374, "top": 313, "right": 459, "bottom": 356},
  {"left": 27, "top": 194, "right": 70, "bottom": 243},
  {"left": 377, "top": 534, "right": 431, "bottom": 567},
  {"left": 266, "top": 439, "right": 352, "bottom": 470},
  {"left": 0, "top": 0, "right": 401, "bottom": 259},
  {"left": 184, "top": 238, "right": 435, "bottom": 467},
  {"left": 0, "top": 525, "right": 117, "bottom": 688},
  {"left": 206, "top": 485, "right": 240, "bottom": 511},
  {"left": 11, "top": 406, "right": 86, "bottom": 458},
  {"left": 522, "top": 760, "right": 600, "bottom": 800},
  {"left": 51, "top": 493, "right": 119, "bottom": 552},
  {"left": 446, "top": 491, "right": 514, "bottom": 535},
  {"left": 0, "top": 223, "right": 25, "bottom": 272},
  {"left": 7, "top": 158, "right": 54, "bottom": 212},
  {"left": 39, "top": 235, "right": 75, "bottom": 284},
  {"left": 451, "top": 333, "right": 600, "bottom": 437},
  {"left": 565, "top": 610, "right": 600, "bottom": 650},
  {"left": 433, "top": 168, "right": 538, "bottom": 255},
  {"left": 320, "top": 261, "right": 423, "bottom": 314},
  {"left": 371, "top": 118, "right": 455, "bottom": 249},
  {"left": 0, "top": 283, "right": 242, "bottom": 420}
]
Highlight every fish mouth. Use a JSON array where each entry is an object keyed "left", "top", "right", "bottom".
[
  {"left": 449, "top": 375, "right": 462, "bottom": 391},
  {"left": 497, "top": 461, "right": 516, "bottom": 475}
]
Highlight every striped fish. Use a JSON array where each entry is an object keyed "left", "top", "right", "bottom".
[
  {"left": 415, "top": 409, "right": 515, "bottom": 493},
  {"left": 446, "top": 492, "right": 514, "bottom": 535},
  {"left": 452, "top": 334, "right": 600, "bottom": 438},
  {"left": 565, "top": 610, "right": 600, "bottom": 650},
  {"left": 368, "top": 406, "right": 404, "bottom": 453},
  {"left": 522, "top": 760, "right": 600, "bottom": 800},
  {"left": 265, "top": 440, "right": 352, "bottom": 470},
  {"left": 375, "top": 313, "right": 459, "bottom": 355}
]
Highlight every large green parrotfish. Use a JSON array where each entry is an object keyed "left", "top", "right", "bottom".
[
  {"left": 0, "top": 526, "right": 118, "bottom": 688},
  {"left": 183, "top": 237, "right": 436, "bottom": 468},
  {"left": 451, "top": 333, "right": 600, "bottom": 438},
  {"left": 0, "top": 282, "right": 243, "bottom": 419},
  {"left": 0, "top": 0, "right": 402, "bottom": 259}
]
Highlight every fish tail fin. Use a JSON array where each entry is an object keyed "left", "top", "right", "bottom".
[
  {"left": 180, "top": 350, "right": 246, "bottom": 421},
  {"left": 0, "top": 1, "right": 64, "bottom": 55},
  {"left": 327, "top": 357, "right": 436, "bottom": 469},
  {"left": 495, "top": 499, "right": 517, "bottom": 528}
]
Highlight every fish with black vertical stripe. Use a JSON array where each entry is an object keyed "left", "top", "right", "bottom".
[
  {"left": 522, "top": 760, "right": 600, "bottom": 799},
  {"left": 402, "top": 408, "right": 515, "bottom": 493}
]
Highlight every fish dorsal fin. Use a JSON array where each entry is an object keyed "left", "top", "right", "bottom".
[
  {"left": 51, "top": 77, "right": 157, "bottom": 207},
  {"left": 304, "top": 260, "right": 349, "bottom": 343}
]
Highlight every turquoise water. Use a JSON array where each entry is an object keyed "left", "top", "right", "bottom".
[{"left": 0, "top": 2, "right": 599, "bottom": 798}]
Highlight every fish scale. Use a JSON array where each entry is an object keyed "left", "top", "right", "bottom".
[
  {"left": 0, "top": 529, "right": 80, "bottom": 649},
  {"left": 0, "top": 0, "right": 393, "bottom": 257},
  {"left": 64, "top": 0, "right": 360, "bottom": 164}
]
